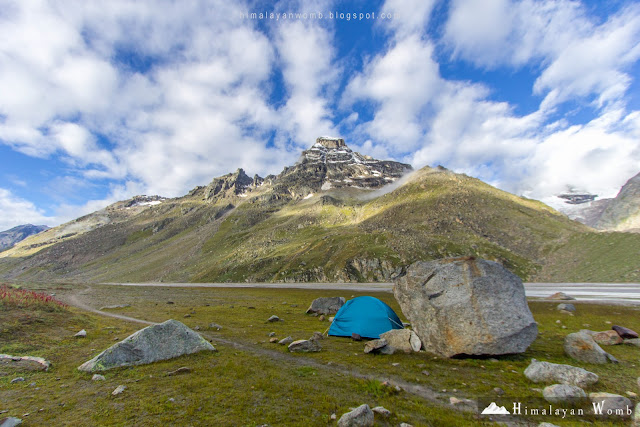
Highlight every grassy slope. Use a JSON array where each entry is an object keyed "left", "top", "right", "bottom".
[
  {"left": 2, "top": 283, "right": 639, "bottom": 426},
  {"left": 1, "top": 167, "right": 639, "bottom": 283}
]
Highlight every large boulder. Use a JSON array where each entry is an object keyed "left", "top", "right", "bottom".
[
  {"left": 337, "top": 404, "right": 374, "bottom": 427},
  {"left": 78, "top": 320, "right": 215, "bottom": 372},
  {"left": 393, "top": 257, "right": 537, "bottom": 358},
  {"left": 380, "top": 329, "right": 422, "bottom": 352},
  {"left": 524, "top": 359, "right": 599, "bottom": 388},
  {"left": 306, "top": 297, "right": 345, "bottom": 315},
  {"left": 564, "top": 332, "right": 618, "bottom": 364}
]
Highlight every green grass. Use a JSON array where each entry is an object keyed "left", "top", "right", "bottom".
[{"left": 2, "top": 283, "right": 638, "bottom": 425}]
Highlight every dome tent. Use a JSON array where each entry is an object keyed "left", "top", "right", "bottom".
[{"left": 328, "top": 296, "right": 404, "bottom": 339}]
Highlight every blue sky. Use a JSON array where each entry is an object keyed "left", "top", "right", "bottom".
[{"left": 1, "top": 0, "right": 640, "bottom": 230}]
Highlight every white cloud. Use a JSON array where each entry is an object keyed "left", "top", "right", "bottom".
[
  {"left": 0, "top": 188, "right": 53, "bottom": 231},
  {"left": 444, "top": 0, "right": 640, "bottom": 108}
]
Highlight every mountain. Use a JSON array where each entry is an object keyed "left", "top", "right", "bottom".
[
  {"left": 554, "top": 172, "right": 640, "bottom": 233},
  {"left": 1, "top": 138, "right": 638, "bottom": 284},
  {"left": 594, "top": 172, "right": 640, "bottom": 232},
  {"left": 0, "top": 224, "right": 49, "bottom": 252}
]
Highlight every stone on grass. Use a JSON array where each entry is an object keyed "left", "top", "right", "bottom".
[
  {"left": 0, "top": 417, "right": 22, "bottom": 427},
  {"left": 589, "top": 392, "right": 633, "bottom": 418},
  {"left": 547, "top": 292, "right": 576, "bottom": 300},
  {"left": 364, "top": 339, "right": 392, "bottom": 355},
  {"left": 278, "top": 336, "right": 293, "bottom": 345},
  {"left": 288, "top": 339, "right": 321, "bottom": 353},
  {"left": 112, "top": 385, "right": 126, "bottom": 396},
  {"left": 78, "top": 320, "right": 215, "bottom": 372},
  {"left": 624, "top": 338, "right": 640, "bottom": 347},
  {"left": 100, "top": 304, "right": 130, "bottom": 310},
  {"left": 269, "top": 337, "right": 278, "bottom": 343},
  {"left": 310, "top": 331, "right": 325, "bottom": 341},
  {"left": 267, "top": 315, "right": 281, "bottom": 323},
  {"left": 10, "top": 377, "right": 24, "bottom": 384},
  {"left": 307, "top": 297, "right": 346, "bottom": 315},
  {"left": 613, "top": 325, "right": 639, "bottom": 339},
  {"left": 91, "top": 374, "right": 106, "bottom": 381},
  {"left": 634, "top": 403, "right": 640, "bottom": 427},
  {"left": 337, "top": 404, "right": 374, "bottom": 427},
  {"left": 0, "top": 355, "right": 50, "bottom": 371},
  {"left": 524, "top": 359, "right": 599, "bottom": 388},
  {"left": 591, "top": 330, "right": 623, "bottom": 346},
  {"left": 538, "top": 423, "right": 560, "bottom": 427},
  {"left": 371, "top": 406, "right": 391, "bottom": 417},
  {"left": 564, "top": 332, "right": 618, "bottom": 364},
  {"left": 166, "top": 367, "right": 191, "bottom": 376},
  {"left": 208, "top": 323, "right": 223, "bottom": 331},
  {"left": 380, "top": 329, "right": 422, "bottom": 353},
  {"left": 74, "top": 329, "right": 87, "bottom": 338},
  {"left": 351, "top": 333, "right": 362, "bottom": 341},
  {"left": 393, "top": 257, "right": 537, "bottom": 358},
  {"left": 542, "top": 384, "right": 587, "bottom": 404},
  {"left": 557, "top": 303, "right": 575, "bottom": 312}
]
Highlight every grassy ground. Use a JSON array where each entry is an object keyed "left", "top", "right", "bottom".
[{"left": 2, "top": 283, "right": 639, "bottom": 426}]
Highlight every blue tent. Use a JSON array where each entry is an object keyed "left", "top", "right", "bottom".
[{"left": 328, "top": 296, "right": 404, "bottom": 339}]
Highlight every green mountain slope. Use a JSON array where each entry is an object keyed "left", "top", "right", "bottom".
[{"left": 2, "top": 159, "right": 637, "bottom": 283}]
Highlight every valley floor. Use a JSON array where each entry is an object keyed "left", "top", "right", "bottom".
[{"left": 1, "top": 283, "right": 639, "bottom": 426}]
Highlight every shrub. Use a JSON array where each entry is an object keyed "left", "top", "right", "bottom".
[{"left": 0, "top": 286, "right": 67, "bottom": 311}]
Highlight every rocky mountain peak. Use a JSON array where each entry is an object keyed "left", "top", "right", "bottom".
[{"left": 315, "top": 136, "right": 346, "bottom": 149}]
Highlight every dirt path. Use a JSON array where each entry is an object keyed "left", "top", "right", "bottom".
[{"left": 62, "top": 287, "right": 468, "bottom": 414}]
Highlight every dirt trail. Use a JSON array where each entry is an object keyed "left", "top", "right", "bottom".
[{"left": 62, "top": 287, "right": 460, "bottom": 412}]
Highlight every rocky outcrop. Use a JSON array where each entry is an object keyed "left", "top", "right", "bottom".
[
  {"left": 306, "top": 297, "right": 345, "bottom": 315},
  {"left": 201, "top": 168, "right": 258, "bottom": 201},
  {"left": 595, "top": 171, "right": 640, "bottom": 232},
  {"left": 564, "top": 332, "right": 618, "bottom": 364},
  {"left": 393, "top": 257, "right": 537, "bottom": 358},
  {"left": 524, "top": 359, "right": 598, "bottom": 388},
  {"left": 78, "top": 320, "right": 215, "bottom": 372}
]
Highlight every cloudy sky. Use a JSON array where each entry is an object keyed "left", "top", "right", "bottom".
[{"left": 1, "top": 0, "right": 640, "bottom": 230}]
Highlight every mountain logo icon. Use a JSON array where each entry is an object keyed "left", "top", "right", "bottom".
[{"left": 481, "top": 402, "right": 510, "bottom": 415}]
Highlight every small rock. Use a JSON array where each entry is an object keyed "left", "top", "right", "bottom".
[
  {"left": 605, "top": 320, "right": 612, "bottom": 324},
  {"left": 391, "top": 363, "right": 399, "bottom": 367},
  {"left": 166, "top": 367, "right": 191, "bottom": 376},
  {"left": 592, "top": 330, "right": 623, "bottom": 346},
  {"left": 330, "top": 413, "right": 337, "bottom": 420},
  {"left": 564, "top": 332, "right": 618, "bottom": 364},
  {"left": 310, "top": 331, "right": 324, "bottom": 341},
  {"left": 10, "top": 377, "right": 25, "bottom": 384},
  {"left": 557, "top": 303, "right": 576, "bottom": 312},
  {"left": 318, "top": 315, "right": 325, "bottom": 321},
  {"left": 542, "top": 384, "right": 586, "bottom": 404},
  {"left": 524, "top": 359, "right": 599, "bottom": 388},
  {"left": 208, "top": 323, "right": 223, "bottom": 330},
  {"left": 278, "top": 336, "right": 293, "bottom": 345},
  {"left": 364, "top": 339, "right": 391, "bottom": 354},
  {"left": 167, "top": 398, "right": 175, "bottom": 403},
  {"left": 91, "top": 374, "right": 106, "bottom": 381},
  {"left": 399, "top": 423, "right": 414, "bottom": 427},
  {"left": 112, "top": 385, "right": 126, "bottom": 396},
  {"left": 329, "top": 317, "right": 335, "bottom": 322},
  {"left": 288, "top": 339, "right": 321, "bottom": 353},
  {"left": 100, "top": 304, "right": 131, "bottom": 310},
  {"left": 268, "top": 332, "right": 276, "bottom": 337},
  {"left": 74, "top": 329, "right": 87, "bottom": 338},
  {"left": 613, "top": 325, "right": 639, "bottom": 339},
  {"left": 351, "top": 333, "right": 362, "bottom": 341},
  {"left": 194, "top": 326, "right": 200, "bottom": 331},
  {"left": 371, "top": 406, "right": 391, "bottom": 417},
  {"left": 269, "top": 338, "right": 278, "bottom": 343},
  {"left": 627, "top": 391, "right": 638, "bottom": 398},
  {"left": 380, "top": 329, "right": 422, "bottom": 353},
  {"left": 547, "top": 292, "right": 576, "bottom": 300},
  {"left": 183, "top": 314, "right": 191, "bottom": 318},
  {"left": 166, "top": 301, "right": 174, "bottom": 304},
  {"left": 589, "top": 392, "right": 632, "bottom": 418},
  {"left": 267, "top": 315, "right": 280, "bottom": 322},
  {"left": 337, "top": 404, "right": 374, "bottom": 427},
  {"left": 494, "top": 387, "right": 504, "bottom": 395}
]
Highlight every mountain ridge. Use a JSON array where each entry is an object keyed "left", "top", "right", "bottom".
[{"left": 1, "top": 138, "right": 638, "bottom": 284}]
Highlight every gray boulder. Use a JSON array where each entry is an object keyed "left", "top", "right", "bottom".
[
  {"left": 278, "top": 336, "right": 293, "bottom": 345},
  {"left": 363, "top": 339, "right": 394, "bottom": 355},
  {"left": 288, "top": 339, "right": 321, "bottom": 353},
  {"left": 306, "top": 297, "right": 345, "bottom": 315},
  {"left": 624, "top": 338, "right": 640, "bottom": 347},
  {"left": 380, "top": 329, "right": 422, "bottom": 352},
  {"left": 0, "top": 418, "right": 22, "bottom": 427},
  {"left": 337, "top": 404, "right": 374, "bottom": 427},
  {"left": 393, "top": 257, "right": 537, "bottom": 357},
  {"left": 564, "top": 332, "right": 618, "bottom": 364},
  {"left": 542, "top": 384, "right": 587, "bottom": 404},
  {"left": 78, "top": 320, "right": 215, "bottom": 372},
  {"left": 524, "top": 359, "right": 598, "bottom": 387},
  {"left": 589, "top": 392, "right": 633, "bottom": 418},
  {"left": 557, "top": 303, "right": 576, "bottom": 312}
]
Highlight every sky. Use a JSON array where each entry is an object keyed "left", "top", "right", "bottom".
[{"left": 1, "top": 0, "right": 640, "bottom": 231}]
